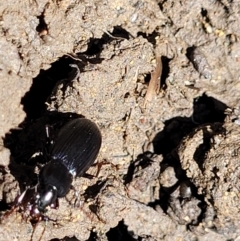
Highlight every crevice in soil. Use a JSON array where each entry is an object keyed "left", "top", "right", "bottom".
[
  {"left": 126, "top": 94, "right": 228, "bottom": 226},
  {"left": 153, "top": 93, "right": 227, "bottom": 156},
  {"left": 160, "top": 56, "right": 170, "bottom": 90},
  {"left": 86, "top": 231, "right": 98, "bottom": 241},
  {"left": 49, "top": 236, "right": 79, "bottom": 241},
  {"left": 22, "top": 25, "right": 131, "bottom": 121},
  {"left": 82, "top": 26, "right": 130, "bottom": 57},
  {"left": 123, "top": 152, "right": 153, "bottom": 185},
  {"left": 143, "top": 73, "right": 151, "bottom": 84},
  {"left": 36, "top": 11, "right": 48, "bottom": 36},
  {"left": 137, "top": 31, "right": 158, "bottom": 46},
  {"left": 21, "top": 56, "right": 75, "bottom": 120},
  {"left": 152, "top": 94, "right": 227, "bottom": 225},
  {"left": 106, "top": 220, "right": 137, "bottom": 241},
  {"left": 83, "top": 180, "right": 107, "bottom": 201}
]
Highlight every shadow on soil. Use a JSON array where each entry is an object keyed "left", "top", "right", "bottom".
[
  {"left": 124, "top": 93, "right": 228, "bottom": 227},
  {"left": 1, "top": 26, "right": 136, "bottom": 241}
]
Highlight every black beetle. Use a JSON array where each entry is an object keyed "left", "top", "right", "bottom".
[{"left": 11, "top": 118, "right": 102, "bottom": 221}]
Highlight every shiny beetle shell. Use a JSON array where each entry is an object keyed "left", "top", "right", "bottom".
[
  {"left": 34, "top": 118, "right": 102, "bottom": 216},
  {"left": 52, "top": 118, "right": 102, "bottom": 177},
  {"left": 3, "top": 117, "right": 102, "bottom": 223}
]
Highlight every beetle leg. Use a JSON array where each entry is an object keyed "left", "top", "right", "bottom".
[
  {"left": 70, "top": 185, "right": 82, "bottom": 208},
  {"left": 16, "top": 189, "right": 28, "bottom": 206},
  {"left": 82, "top": 173, "right": 95, "bottom": 179},
  {"left": 93, "top": 159, "right": 118, "bottom": 177}
]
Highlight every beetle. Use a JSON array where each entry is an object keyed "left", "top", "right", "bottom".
[{"left": 9, "top": 118, "right": 102, "bottom": 221}]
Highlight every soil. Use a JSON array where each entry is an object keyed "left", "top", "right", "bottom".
[{"left": 0, "top": 0, "right": 240, "bottom": 240}]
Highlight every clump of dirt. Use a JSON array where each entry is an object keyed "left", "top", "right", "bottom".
[
  {"left": 178, "top": 122, "right": 240, "bottom": 238},
  {"left": 1, "top": 0, "right": 240, "bottom": 240}
]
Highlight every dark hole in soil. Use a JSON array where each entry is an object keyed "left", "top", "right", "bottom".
[
  {"left": 83, "top": 37, "right": 105, "bottom": 56},
  {"left": 82, "top": 26, "right": 130, "bottom": 56},
  {"left": 0, "top": 200, "right": 10, "bottom": 212},
  {"left": 125, "top": 94, "right": 228, "bottom": 226},
  {"left": 186, "top": 46, "right": 198, "bottom": 71},
  {"left": 21, "top": 56, "right": 74, "bottom": 120},
  {"left": 106, "top": 220, "right": 137, "bottom": 241},
  {"left": 153, "top": 93, "right": 228, "bottom": 156},
  {"left": 200, "top": 8, "right": 208, "bottom": 18},
  {"left": 143, "top": 73, "right": 151, "bottom": 83},
  {"left": 186, "top": 46, "right": 195, "bottom": 61},
  {"left": 111, "top": 26, "right": 131, "bottom": 39},
  {"left": 36, "top": 12, "right": 48, "bottom": 34},
  {"left": 150, "top": 94, "right": 227, "bottom": 225},
  {"left": 50, "top": 236, "right": 79, "bottom": 241},
  {"left": 83, "top": 180, "right": 107, "bottom": 200},
  {"left": 22, "top": 25, "right": 131, "bottom": 121},
  {"left": 124, "top": 152, "right": 153, "bottom": 185},
  {"left": 86, "top": 231, "right": 98, "bottom": 241},
  {"left": 158, "top": 1, "right": 168, "bottom": 11},
  {"left": 160, "top": 56, "right": 170, "bottom": 90},
  {"left": 137, "top": 31, "right": 158, "bottom": 45},
  {"left": 124, "top": 92, "right": 130, "bottom": 98},
  {"left": 186, "top": 46, "right": 195, "bottom": 57},
  {"left": 141, "top": 56, "right": 170, "bottom": 92}
]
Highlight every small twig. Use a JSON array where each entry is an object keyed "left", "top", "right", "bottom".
[{"left": 143, "top": 56, "right": 162, "bottom": 108}]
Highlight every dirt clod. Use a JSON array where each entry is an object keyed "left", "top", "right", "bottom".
[{"left": 0, "top": 0, "right": 240, "bottom": 240}]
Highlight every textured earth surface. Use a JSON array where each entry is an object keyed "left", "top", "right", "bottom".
[{"left": 1, "top": 0, "right": 240, "bottom": 240}]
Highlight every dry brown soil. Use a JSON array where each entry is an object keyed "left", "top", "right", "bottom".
[{"left": 1, "top": 0, "right": 240, "bottom": 240}]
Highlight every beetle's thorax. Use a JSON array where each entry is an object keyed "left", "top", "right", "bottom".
[{"left": 39, "top": 159, "right": 73, "bottom": 198}]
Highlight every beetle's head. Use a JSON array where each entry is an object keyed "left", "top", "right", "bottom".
[{"left": 35, "top": 185, "right": 58, "bottom": 213}]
